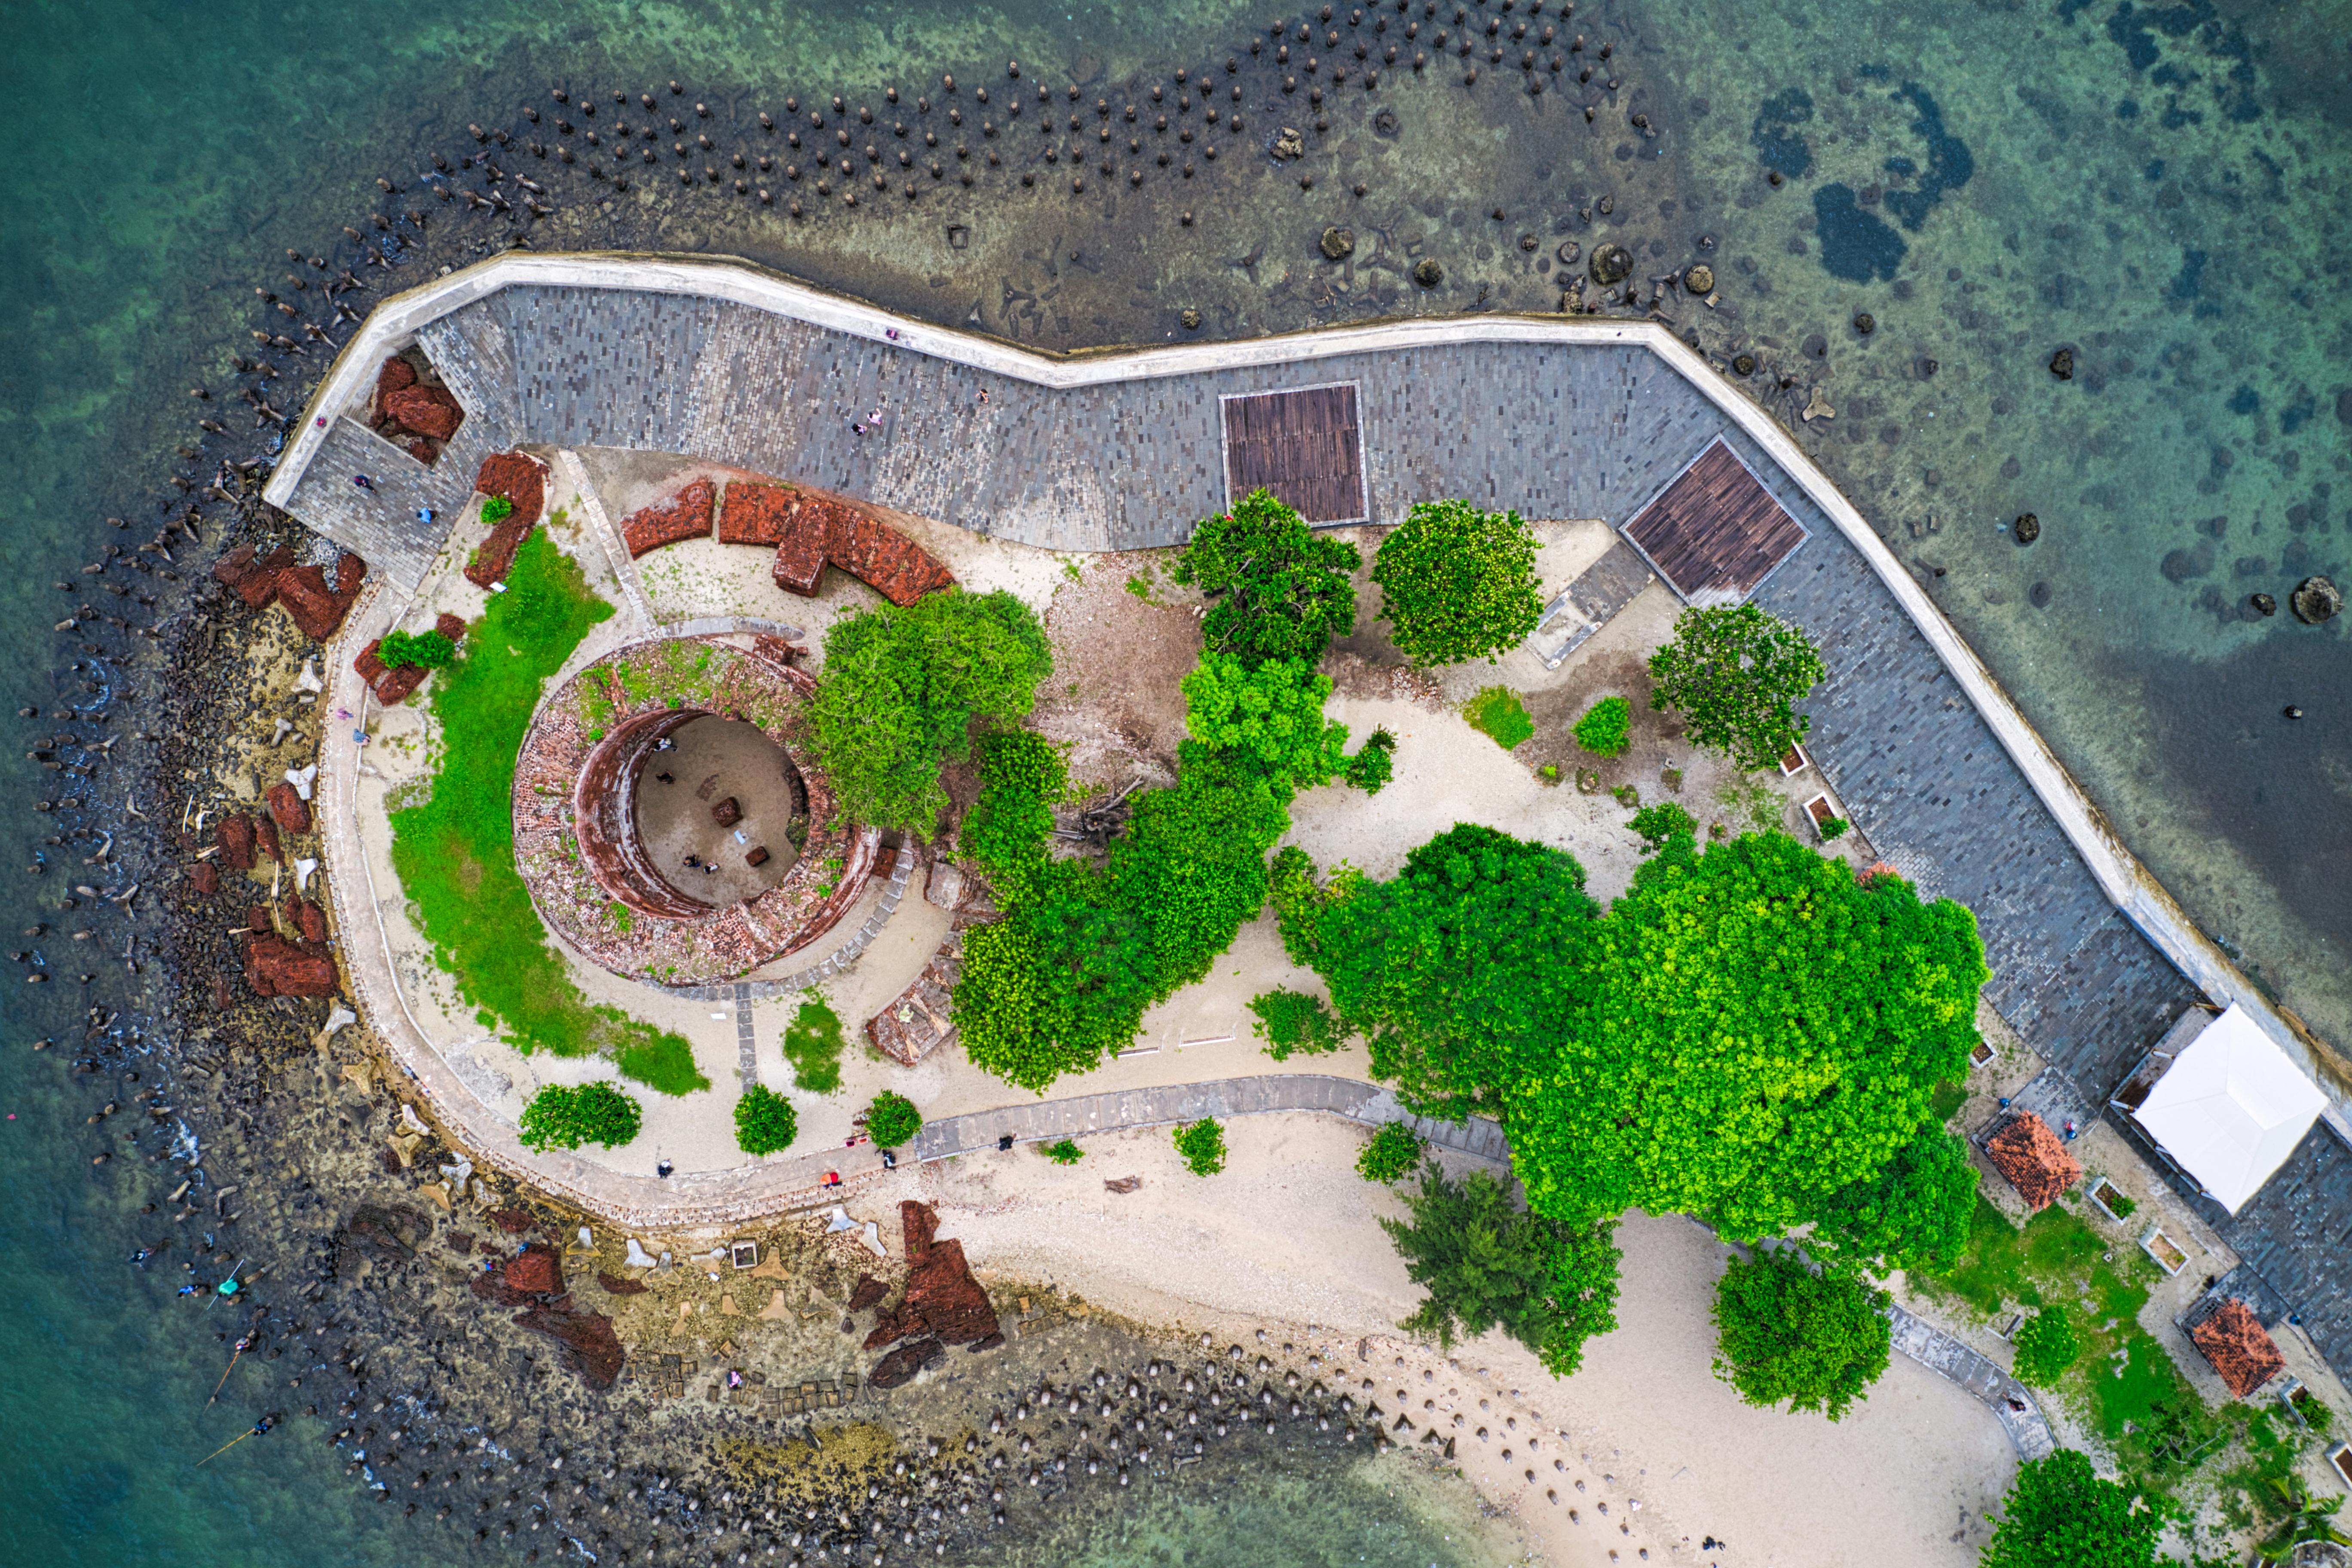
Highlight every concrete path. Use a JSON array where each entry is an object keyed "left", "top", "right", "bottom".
[
  {"left": 909, "top": 1073, "right": 1510, "bottom": 1166},
  {"left": 1887, "top": 1302, "right": 2056, "bottom": 1462}
]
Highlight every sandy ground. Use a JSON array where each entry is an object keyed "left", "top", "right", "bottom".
[{"left": 801, "top": 1114, "right": 2022, "bottom": 1568}]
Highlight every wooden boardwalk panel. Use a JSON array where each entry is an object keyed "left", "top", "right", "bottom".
[
  {"left": 1622, "top": 438, "right": 1809, "bottom": 606},
  {"left": 1221, "top": 383, "right": 1366, "bottom": 523}
]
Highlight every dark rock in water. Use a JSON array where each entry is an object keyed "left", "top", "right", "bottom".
[
  {"left": 848, "top": 1274, "right": 889, "bottom": 1313},
  {"left": 2285, "top": 705, "right": 2304, "bottom": 720},
  {"left": 2013, "top": 513, "right": 2040, "bottom": 545},
  {"left": 2029, "top": 581, "right": 2055, "bottom": 609},
  {"left": 869, "top": 1335, "right": 945, "bottom": 1390},
  {"left": 2161, "top": 543, "right": 2214, "bottom": 583},
  {"left": 1589, "top": 242, "right": 1632, "bottom": 285},
  {"left": 2049, "top": 347, "right": 2074, "bottom": 380},
  {"left": 1556, "top": 239, "right": 1581, "bottom": 265},
  {"left": 2251, "top": 592, "right": 2278, "bottom": 617},
  {"left": 1270, "top": 126, "right": 1305, "bottom": 160},
  {"left": 1413, "top": 258, "right": 1443, "bottom": 288},
  {"left": 1180, "top": 307, "right": 1203, "bottom": 329},
  {"left": 2291, "top": 575, "right": 2342, "bottom": 624},
  {"left": 1731, "top": 354, "right": 1756, "bottom": 376},
  {"left": 1683, "top": 263, "right": 1713, "bottom": 293},
  {"left": 1853, "top": 312, "right": 1874, "bottom": 334},
  {"left": 512, "top": 1305, "right": 625, "bottom": 1389},
  {"left": 597, "top": 1271, "right": 649, "bottom": 1295},
  {"left": 1320, "top": 226, "right": 1354, "bottom": 260}
]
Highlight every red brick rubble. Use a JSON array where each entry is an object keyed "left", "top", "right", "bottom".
[
  {"left": 468, "top": 450, "right": 550, "bottom": 588},
  {"left": 864, "top": 1201, "right": 1000, "bottom": 1355},
  {"left": 755, "top": 486, "right": 956, "bottom": 606},
  {"left": 621, "top": 477, "right": 716, "bottom": 557},
  {"left": 265, "top": 781, "right": 311, "bottom": 836},
  {"left": 213, "top": 545, "right": 368, "bottom": 640}
]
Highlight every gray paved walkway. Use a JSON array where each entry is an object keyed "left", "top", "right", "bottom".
[
  {"left": 1888, "top": 1302, "right": 2056, "bottom": 1462},
  {"left": 909, "top": 1074, "right": 1511, "bottom": 1167}
]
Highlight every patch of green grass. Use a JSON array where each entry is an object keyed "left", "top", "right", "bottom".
[
  {"left": 1929, "top": 1080, "right": 1969, "bottom": 1124},
  {"left": 782, "top": 990, "right": 845, "bottom": 1094},
  {"left": 1931, "top": 1195, "right": 2107, "bottom": 1316},
  {"left": 1461, "top": 686, "right": 1535, "bottom": 751},
  {"left": 388, "top": 532, "right": 708, "bottom": 1097}
]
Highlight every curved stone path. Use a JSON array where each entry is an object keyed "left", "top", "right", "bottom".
[{"left": 1887, "top": 1303, "right": 2056, "bottom": 1462}]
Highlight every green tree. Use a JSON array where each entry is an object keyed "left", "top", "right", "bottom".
[
  {"left": 1646, "top": 603, "right": 1826, "bottom": 772},
  {"left": 734, "top": 1084, "right": 800, "bottom": 1155},
  {"left": 2253, "top": 1473, "right": 2351, "bottom": 1563},
  {"left": 2011, "top": 1306, "right": 2080, "bottom": 1389},
  {"left": 959, "top": 730, "right": 1068, "bottom": 903},
  {"left": 1174, "top": 1118, "right": 1227, "bottom": 1176},
  {"left": 811, "top": 589, "right": 1053, "bottom": 837},
  {"left": 1273, "top": 827, "right": 1599, "bottom": 1121},
  {"left": 1504, "top": 835, "right": 1986, "bottom": 1238},
  {"left": 1710, "top": 1250, "right": 1891, "bottom": 1421},
  {"left": 1172, "top": 489, "right": 1363, "bottom": 666},
  {"left": 1627, "top": 801, "right": 1697, "bottom": 852},
  {"left": 1805, "top": 1127, "right": 1980, "bottom": 1278},
  {"left": 518, "top": 1081, "right": 642, "bottom": 1151},
  {"left": 1249, "top": 988, "right": 1348, "bottom": 1059},
  {"left": 1356, "top": 1122, "right": 1424, "bottom": 1184},
  {"left": 1381, "top": 1167, "right": 1622, "bottom": 1378},
  {"left": 1343, "top": 728, "right": 1397, "bottom": 794},
  {"left": 1981, "top": 1450, "right": 2164, "bottom": 1568},
  {"left": 1179, "top": 654, "right": 1350, "bottom": 801},
  {"left": 865, "top": 1091, "right": 922, "bottom": 1148},
  {"left": 780, "top": 990, "right": 846, "bottom": 1095},
  {"left": 1371, "top": 498, "right": 1543, "bottom": 667},
  {"left": 378, "top": 628, "right": 458, "bottom": 670},
  {"left": 1573, "top": 695, "right": 1632, "bottom": 756}
]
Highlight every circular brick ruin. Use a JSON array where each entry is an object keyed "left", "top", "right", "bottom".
[{"left": 513, "top": 636, "right": 879, "bottom": 986}]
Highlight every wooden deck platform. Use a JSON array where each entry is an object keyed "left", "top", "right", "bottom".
[
  {"left": 1219, "top": 382, "right": 1367, "bottom": 524},
  {"left": 1622, "top": 437, "right": 1809, "bottom": 606}
]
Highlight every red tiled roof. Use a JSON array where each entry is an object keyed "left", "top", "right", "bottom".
[
  {"left": 1985, "top": 1112, "right": 2081, "bottom": 1211},
  {"left": 2191, "top": 1299, "right": 2285, "bottom": 1398}
]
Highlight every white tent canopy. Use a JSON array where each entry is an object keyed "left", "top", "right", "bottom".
[{"left": 2132, "top": 1004, "right": 2328, "bottom": 1214}]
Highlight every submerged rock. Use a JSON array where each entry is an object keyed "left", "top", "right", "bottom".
[
  {"left": 1683, "top": 263, "right": 1713, "bottom": 293},
  {"left": 2013, "top": 513, "right": 2040, "bottom": 545},
  {"left": 2251, "top": 592, "right": 2278, "bottom": 617},
  {"left": 1319, "top": 226, "right": 1354, "bottom": 260},
  {"left": 1589, "top": 243, "right": 1632, "bottom": 285},
  {"left": 1412, "top": 258, "right": 1443, "bottom": 288},
  {"left": 2049, "top": 347, "right": 2074, "bottom": 380}
]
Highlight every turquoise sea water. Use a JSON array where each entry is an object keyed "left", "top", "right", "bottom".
[{"left": 0, "top": 0, "right": 2345, "bottom": 1562}]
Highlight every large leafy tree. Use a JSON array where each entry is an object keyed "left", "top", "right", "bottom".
[
  {"left": 1383, "top": 1167, "right": 1622, "bottom": 1378},
  {"left": 1172, "top": 489, "right": 1362, "bottom": 666},
  {"left": 1273, "top": 826, "right": 1600, "bottom": 1121},
  {"left": 1804, "top": 1126, "right": 1979, "bottom": 1278},
  {"left": 1371, "top": 498, "right": 1543, "bottom": 667},
  {"left": 1646, "top": 602, "right": 1826, "bottom": 772},
  {"left": 811, "top": 589, "right": 1053, "bottom": 837},
  {"left": 1179, "top": 654, "right": 1351, "bottom": 802},
  {"left": 1981, "top": 1450, "right": 2164, "bottom": 1568},
  {"left": 1505, "top": 832, "right": 1985, "bottom": 1238},
  {"left": 1710, "top": 1250, "right": 1891, "bottom": 1421}
]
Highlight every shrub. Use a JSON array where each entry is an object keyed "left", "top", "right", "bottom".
[
  {"left": 480, "top": 494, "right": 515, "bottom": 525},
  {"left": 2012, "top": 1306, "right": 2080, "bottom": 1388},
  {"left": 1610, "top": 783, "right": 1640, "bottom": 808},
  {"left": 1044, "top": 1138, "right": 1085, "bottom": 1165},
  {"left": 1981, "top": 1450, "right": 2164, "bottom": 1568},
  {"left": 378, "top": 628, "right": 458, "bottom": 670},
  {"left": 1173, "top": 1118, "right": 1227, "bottom": 1176},
  {"left": 781, "top": 990, "right": 846, "bottom": 1094},
  {"left": 1371, "top": 498, "right": 1543, "bottom": 667},
  {"left": 1249, "top": 988, "right": 1347, "bottom": 1060},
  {"left": 864, "top": 1091, "right": 922, "bottom": 1148},
  {"left": 2106, "top": 1192, "right": 2138, "bottom": 1219},
  {"left": 1343, "top": 728, "right": 1397, "bottom": 794},
  {"left": 1573, "top": 695, "right": 1632, "bottom": 756},
  {"left": 1819, "top": 816, "right": 1850, "bottom": 841},
  {"left": 1461, "top": 686, "right": 1535, "bottom": 750},
  {"left": 1356, "top": 1122, "right": 1424, "bottom": 1184},
  {"left": 1383, "top": 1167, "right": 1621, "bottom": 1377},
  {"left": 734, "top": 1084, "right": 800, "bottom": 1155},
  {"left": 1627, "top": 801, "right": 1697, "bottom": 852},
  {"left": 1710, "top": 1250, "right": 1891, "bottom": 1421},
  {"left": 1171, "top": 489, "right": 1363, "bottom": 666},
  {"left": 1648, "top": 603, "right": 1826, "bottom": 771},
  {"left": 518, "top": 1081, "right": 642, "bottom": 1151},
  {"left": 811, "top": 589, "right": 1053, "bottom": 838}
]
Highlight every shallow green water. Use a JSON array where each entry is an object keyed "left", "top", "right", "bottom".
[{"left": 1, "top": 0, "right": 2346, "bottom": 1561}]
